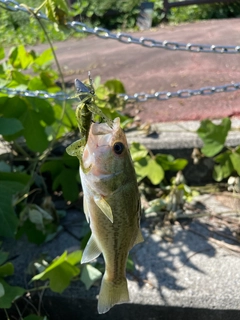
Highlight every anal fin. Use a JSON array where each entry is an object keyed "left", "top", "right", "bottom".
[
  {"left": 94, "top": 195, "right": 113, "bottom": 223},
  {"left": 81, "top": 235, "right": 102, "bottom": 264}
]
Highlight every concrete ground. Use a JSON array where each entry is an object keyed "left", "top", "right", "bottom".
[{"left": 3, "top": 194, "right": 240, "bottom": 319}]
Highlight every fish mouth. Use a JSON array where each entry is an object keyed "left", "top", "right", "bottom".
[
  {"left": 91, "top": 122, "right": 112, "bottom": 136},
  {"left": 88, "top": 118, "right": 121, "bottom": 149},
  {"left": 91, "top": 118, "right": 120, "bottom": 136}
]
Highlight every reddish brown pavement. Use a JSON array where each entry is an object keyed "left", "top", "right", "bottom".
[{"left": 31, "top": 18, "right": 240, "bottom": 123}]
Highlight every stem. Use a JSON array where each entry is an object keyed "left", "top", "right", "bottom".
[
  {"left": 23, "top": 297, "right": 40, "bottom": 316},
  {"left": 23, "top": 4, "right": 68, "bottom": 162},
  {"left": 13, "top": 188, "right": 42, "bottom": 206},
  {"left": 3, "top": 309, "right": 10, "bottom": 320},
  {"left": 34, "top": 16, "right": 68, "bottom": 161},
  {"left": 13, "top": 141, "right": 32, "bottom": 159},
  {"left": 14, "top": 302, "right": 24, "bottom": 320},
  {"left": 36, "top": 17, "right": 66, "bottom": 93},
  {"left": 28, "top": 285, "right": 50, "bottom": 292},
  {"left": 38, "top": 283, "right": 47, "bottom": 315},
  {"left": 34, "top": 0, "right": 47, "bottom": 13},
  {"left": 8, "top": 156, "right": 65, "bottom": 162}
]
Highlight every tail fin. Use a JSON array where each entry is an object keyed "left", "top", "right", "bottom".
[{"left": 97, "top": 275, "right": 129, "bottom": 314}]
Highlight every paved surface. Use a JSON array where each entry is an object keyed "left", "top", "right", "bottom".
[
  {"left": 30, "top": 18, "right": 240, "bottom": 123},
  {"left": 3, "top": 194, "right": 240, "bottom": 319}
]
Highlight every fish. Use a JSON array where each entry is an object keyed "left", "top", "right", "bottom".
[{"left": 79, "top": 117, "right": 144, "bottom": 314}]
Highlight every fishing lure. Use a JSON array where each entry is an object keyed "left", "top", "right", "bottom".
[{"left": 66, "top": 72, "right": 112, "bottom": 172}]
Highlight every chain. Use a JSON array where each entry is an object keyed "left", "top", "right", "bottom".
[
  {"left": 1, "top": 0, "right": 240, "bottom": 54},
  {"left": 2, "top": 0, "right": 240, "bottom": 102},
  {"left": 119, "top": 83, "right": 240, "bottom": 102},
  {"left": 0, "top": 87, "right": 70, "bottom": 100},
  {"left": 1, "top": 82, "right": 240, "bottom": 102}
]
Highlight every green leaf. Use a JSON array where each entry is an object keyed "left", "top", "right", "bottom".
[
  {"left": 0, "top": 47, "right": 5, "bottom": 60},
  {"left": 147, "top": 158, "right": 164, "bottom": 185},
  {"left": 0, "top": 172, "right": 30, "bottom": 185},
  {"left": 53, "top": 168, "right": 79, "bottom": 201},
  {"left": 134, "top": 156, "right": 164, "bottom": 184},
  {"left": 20, "top": 109, "right": 49, "bottom": 152},
  {"left": 0, "top": 279, "right": 25, "bottom": 308},
  {"left": 33, "top": 48, "right": 54, "bottom": 68},
  {"left": 197, "top": 118, "right": 231, "bottom": 157},
  {"left": 0, "top": 282, "right": 4, "bottom": 298},
  {"left": 65, "top": 250, "right": 82, "bottom": 265},
  {"left": 32, "top": 251, "right": 80, "bottom": 293},
  {"left": 0, "top": 252, "right": 9, "bottom": 265},
  {"left": 62, "top": 152, "right": 79, "bottom": 169},
  {"left": 80, "top": 264, "right": 102, "bottom": 290},
  {"left": 134, "top": 157, "right": 151, "bottom": 181},
  {"left": 126, "top": 256, "right": 134, "bottom": 272},
  {"left": 9, "top": 45, "right": 34, "bottom": 69},
  {"left": 95, "top": 85, "right": 109, "bottom": 100},
  {"left": 17, "top": 220, "right": 46, "bottom": 245},
  {"left": 213, "top": 151, "right": 233, "bottom": 181},
  {"left": 0, "top": 263, "right": 14, "bottom": 277},
  {"left": 51, "top": 103, "right": 77, "bottom": 138},
  {"left": 229, "top": 152, "right": 240, "bottom": 175},
  {"left": 40, "top": 70, "right": 59, "bottom": 88},
  {"left": 45, "top": 0, "right": 68, "bottom": 27},
  {"left": 0, "top": 181, "right": 25, "bottom": 238},
  {"left": 130, "top": 142, "right": 148, "bottom": 161},
  {"left": 0, "top": 117, "right": 23, "bottom": 135},
  {"left": 168, "top": 158, "right": 188, "bottom": 171},
  {"left": 0, "top": 97, "right": 27, "bottom": 118},
  {"left": 104, "top": 79, "right": 125, "bottom": 94},
  {"left": 41, "top": 160, "right": 63, "bottom": 179},
  {"left": 0, "top": 79, "right": 9, "bottom": 89},
  {"left": 155, "top": 154, "right": 188, "bottom": 171},
  {"left": 27, "top": 97, "right": 55, "bottom": 126},
  {"left": 28, "top": 77, "right": 48, "bottom": 91},
  {"left": 11, "top": 70, "right": 29, "bottom": 85}
]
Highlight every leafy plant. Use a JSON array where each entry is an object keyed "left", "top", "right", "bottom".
[
  {"left": 168, "top": 2, "right": 240, "bottom": 24},
  {"left": 0, "top": 0, "right": 70, "bottom": 46},
  {"left": 145, "top": 171, "right": 199, "bottom": 215},
  {"left": 130, "top": 142, "right": 188, "bottom": 185},
  {"left": 0, "top": 247, "right": 26, "bottom": 309},
  {"left": 197, "top": 117, "right": 240, "bottom": 181}
]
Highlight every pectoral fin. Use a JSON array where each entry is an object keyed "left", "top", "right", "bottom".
[
  {"left": 133, "top": 229, "right": 144, "bottom": 247},
  {"left": 94, "top": 195, "right": 113, "bottom": 223},
  {"left": 81, "top": 235, "right": 102, "bottom": 264},
  {"left": 83, "top": 197, "right": 90, "bottom": 223}
]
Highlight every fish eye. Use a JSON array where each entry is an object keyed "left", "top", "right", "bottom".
[{"left": 113, "top": 142, "right": 124, "bottom": 155}]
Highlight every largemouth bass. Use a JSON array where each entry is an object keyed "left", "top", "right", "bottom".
[{"left": 80, "top": 117, "right": 144, "bottom": 314}]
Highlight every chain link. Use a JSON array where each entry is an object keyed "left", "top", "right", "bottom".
[
  {"left": 1, "top": 83, "right": 240, "bottom": 103},
  {"left": 0, "top": 87, "right": 70, "bottom": 101},
  {"left": 1, "top": 0, "right": 240, "bottom": 102},
  {"left": 118, "top": 83, "right": 240, "bottom": 103},
  {"left": 1, "top": 0, "right": 240, "bottom": 54}
]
